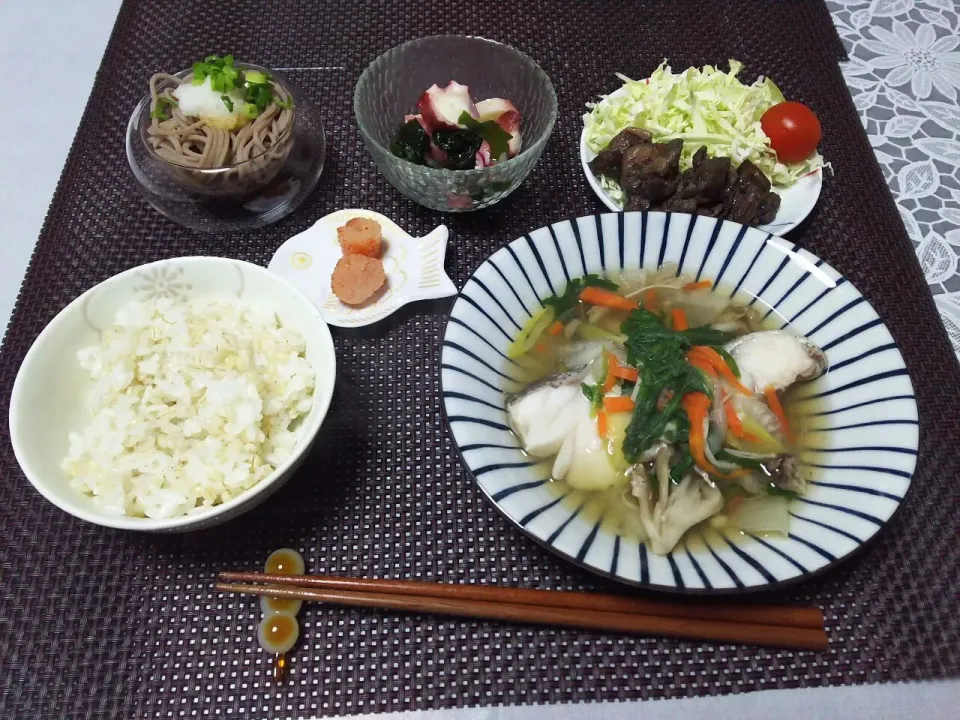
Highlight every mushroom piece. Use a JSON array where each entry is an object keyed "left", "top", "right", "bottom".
[{"left": 629, "top": 453, "right": 724, "bottom": 556}]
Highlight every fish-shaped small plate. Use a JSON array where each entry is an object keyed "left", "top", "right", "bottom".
[{"left": 268, "top": 209, "right": 456, "bottom": 327}]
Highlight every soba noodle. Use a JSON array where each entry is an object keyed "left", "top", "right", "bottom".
[{"left": 146, "top": 71, "right": 294, "bottom": 194}]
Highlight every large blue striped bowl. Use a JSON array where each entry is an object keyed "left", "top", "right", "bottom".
[{"left": 441, "top": 212, "right": 918, "bottom": 593}]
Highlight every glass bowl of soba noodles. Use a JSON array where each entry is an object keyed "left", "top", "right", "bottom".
[{"left": 126, "top": 54, "right": 326, "bottom": 231}]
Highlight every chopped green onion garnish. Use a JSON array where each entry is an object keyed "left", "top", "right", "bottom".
[
  {"left": 254, "top": 84, "right": 272, "bottom": 107},
  {"left": 191, "top": 62, "right": 208, "bottom": 84},
  {"left": 183, "top": 54, "right": 289, "bottom": 117},
  {"left": 150, "top": 96, "right": 177, "bottom": 120}
]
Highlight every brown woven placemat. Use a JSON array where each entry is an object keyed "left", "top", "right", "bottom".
[{"left": 1, "top": 1, "right": 958, "bottom": 717}]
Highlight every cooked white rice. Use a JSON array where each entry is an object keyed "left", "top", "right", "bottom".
[{"left": 62, "top": 296, "right": 316, "bottom": 518}]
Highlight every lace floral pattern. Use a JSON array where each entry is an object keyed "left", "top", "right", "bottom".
[{"left": 828, "top": 0, "right": 960, "bottom": 360}]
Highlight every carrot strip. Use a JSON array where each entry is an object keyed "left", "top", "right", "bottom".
[
  {"left": 681, "top": 392, "right": 747, "bottom": 479},
  {"left": 579, "top": 287, "right": 639, "bottom": 311},
  {"left": 547, "top": 321, "right": 564, "bottom": 336},
  {"left": 606, "top": 352, "right": 620, "bottom": 373},
  {"left": 602, "top": 373, "right": 616, "bottom": 393},
  {"left": 680, "top": 392, "right": 711, "bottom": 418},
  {"left": 607, "top": 354, "right": 639, "bottom": 382},
  {"left": 642, "top": 289, "right": 658, "bottom": 312},
  {"left": 722, "top": 394, "right": 746, "bottom": 438},
  {"left": 596, "top": 410, "right": 609, "bottom": 437},
  {"left": 685, "top": 346, "right": 712, "bottom": 362},
  {"left": 610, "top": 365, "right": 639, "bottom": 382},
  {"left": 686, "top": 349, "right": 717, "bottom": 378},
  {"left": 689, "top": 346, "right": 753, "bottom": 396},
  {"left": 764, "top": 386, "right": 793, "bottom": 441},
  {"left": 600, "top": 352, "right": 616, "bottom": 392},
  {"left": 534, "top": 342, "right": 547, "bottom": 353},
  {"left": 681, "top": 392, "right": 720, "bottom": 476},
  {"left": 603, "top": 396, "right": 635, "bottom": 413},
  {"left": 670, "top": 307, "right": 689, "bottom": 331},
  {"left": 683, "top": 280, "right": 712, "bottom": 292}
]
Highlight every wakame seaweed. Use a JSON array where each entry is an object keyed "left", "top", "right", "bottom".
[
  {"left": 431, "top": 128, "right": 484, "bottom": 169},
  {"left": 389, "top": 111, "right": 515, "bottom": 169},
  {"left": 390, "top": 119, "right": 430, "bottom": 165},
  {"left": 458, "top": 111, "right": 513, "bottom": 161}
]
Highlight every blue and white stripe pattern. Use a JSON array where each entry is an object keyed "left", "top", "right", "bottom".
[{"left": 441, "top": 212, "right": 918, "bottom": 593}]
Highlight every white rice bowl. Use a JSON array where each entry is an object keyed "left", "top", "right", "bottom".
[
  {"left": 62, "top": 296, "right": 316, "bottom": 519},
  {"left": 9, "top": 257, "right": 337, "bottom": 532}
]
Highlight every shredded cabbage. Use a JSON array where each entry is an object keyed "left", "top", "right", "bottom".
[{"left": 583, "top": 60, "right": 823, "bottom": 193}]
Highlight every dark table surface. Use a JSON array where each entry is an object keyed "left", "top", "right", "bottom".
[{"left": 1, "top": 1, "right": 958, "bottom": 718}]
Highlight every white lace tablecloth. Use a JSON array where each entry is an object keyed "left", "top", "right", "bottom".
[{"left": 827, "top": 0, "right": 960, "bottom": 360}]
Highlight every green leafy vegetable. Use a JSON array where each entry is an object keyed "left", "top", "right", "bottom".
[
  {"left": 150, "top": 96, "right": 178, "bottom": 120},
  {"left": 715, "top": 449, "right": 762, "bottom": 470},
  {"left": 542, "top": 274, "right": 619, "bottom": 317},
  {"left": 669, "top": 451, "right": 695, "bottom": 483},
  {"left": 767, "top": 485, "right": 800, "bottom": 499},
  {"left": 581, "top": 383, "right": 604, "bottom": 410},
  {"left": 390, "top": 119, "right": 430, "bottom": 165},
  {"left": 458, "top": 111, "right": 513, "bottom": 161},
  {"left": 432, "top": 128, "right": 484, "bottom": 169},
  {"left": 620, "top": 308, "right": 735, "bottom": 462},
  {"left": 661, "top": 422, "right": 678, "bottom": 444},
  {"left": 714, "top": 346, "right": 740, "bottom": 377}
]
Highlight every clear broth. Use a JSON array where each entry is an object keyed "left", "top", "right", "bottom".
[{"left": 511, "top": 269, "right": 829, "bottom": 555}]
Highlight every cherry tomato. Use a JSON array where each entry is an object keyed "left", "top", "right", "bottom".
[{"left": 760, "top": 102, "right": 822, "bottom": 164}]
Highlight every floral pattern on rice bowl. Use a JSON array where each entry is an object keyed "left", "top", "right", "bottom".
[
  {"left": 131, "top": 264, "right": 192, "bottom": 300},
  {"left": 83, "top": 260, "right": 246, "bottom": 333}
]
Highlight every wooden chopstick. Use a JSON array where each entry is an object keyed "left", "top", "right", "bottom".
[
  {"left": 218, "top": 571, "right": 823, "bottom": 629},
  {"left": 215, "top": 577, "right": 827, "bottom": 651}
]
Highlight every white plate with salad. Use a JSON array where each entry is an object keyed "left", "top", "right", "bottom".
[{"left": 581, "top": 61, "right": 825, "bottom": 236}]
